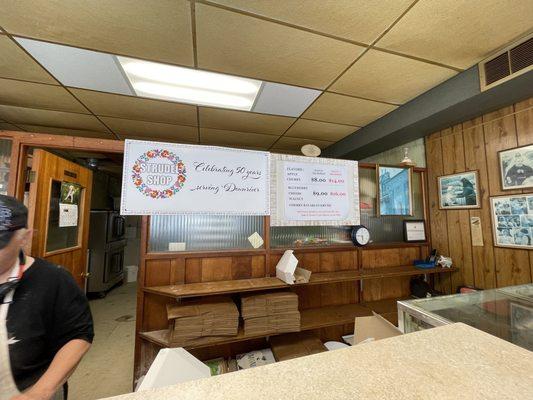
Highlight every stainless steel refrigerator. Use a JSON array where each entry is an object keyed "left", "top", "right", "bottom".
[{"left": 87, "top": 210, "right": 127, "bottom": 294}]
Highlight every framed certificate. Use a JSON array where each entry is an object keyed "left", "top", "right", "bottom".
[{"left": 404, "top": 220, "right": 426, "bottom": 242}]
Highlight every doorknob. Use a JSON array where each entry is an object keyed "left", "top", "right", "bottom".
[{"left": 81, "top": 272, "right": 91, "bottom": 278}]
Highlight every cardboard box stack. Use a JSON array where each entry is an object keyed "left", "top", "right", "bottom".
[
  {"left": 270, "top": 332, "right": 327, "bottom": 361},
  {"left": 166, "top": 297, "right": 239, "bottom": 346},
  {"left": 241, "top": 291, "right": 300, "bottom": 335}
]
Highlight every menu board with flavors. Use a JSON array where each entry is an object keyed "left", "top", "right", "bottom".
[{"left": 271, "top": 154, "right": 359, "bottom": 226}]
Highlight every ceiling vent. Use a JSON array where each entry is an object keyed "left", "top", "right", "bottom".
[{"left": 479, "top": 33, "right": 532, "bottom": 91}]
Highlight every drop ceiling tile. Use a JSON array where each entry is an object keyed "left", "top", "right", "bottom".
[
  {"left": 195, "top": 4, "right": 364, "bottom": 89},
  {"left": 285, "top": 119, "right": 358, "bottom": 141},
  {"left": 0, "top": 35, "right": 57, "bottom": 83},
  {"left": 100, "top": 117, "right": 198, "bottom": 142},
  {"left": 0, "top": 78, "right": 88, "bottom": 113},
  {"left": 209, "top": 0, "right": 413, "bottom": 44},
  {"left": 199, "top": 107, "right": 295, "bottom": 135},
  {"left": 330, "top": 49, "right": 457, "bottom": 104},
  {"left": 302, "top": 92, "right": 397, "bottom": 126},
  {"left": 252, "top": 82, "right": 321, "bottom": 117},
  {"left": 200, "top": 128, "right": 278, "bottom": 148},
  {"left": 17, "top": 38, "right": 134, "bottom": 95},
  {"left": 70, "top": 88, "right": 198, "bottom": 126},
  {"left": 0, "top": 0, "right": 194, "bottom": 66},
  {"left": 0, "top": 105, "right": 109, "bottom": 131},
  {"left": 271, "top": 136, "right": 333, "bottom": 152},
  {"left": 0, "top": 122, "right": 22, "bottom": 131},
  {"left": 19, "top": 124, "right": 113, "bottom": 139},
  {"left": 376, "top": 0, "right": 533, "bottom": 68}
]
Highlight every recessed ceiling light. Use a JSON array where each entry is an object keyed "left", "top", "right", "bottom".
[{"left": 117, "top": 56, "right": 262, "bottom": 110}]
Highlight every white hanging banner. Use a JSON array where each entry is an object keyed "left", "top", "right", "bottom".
[
  {"left": 121, "top": 140, "right": 270, "bottom": 215},
  {"left": 270, "top": 154, "right": 359, "bottom": 226}
]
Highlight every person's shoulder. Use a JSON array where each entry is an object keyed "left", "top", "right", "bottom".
[{"left": 29, "top": 258, "right": 76, "bottom": 283}]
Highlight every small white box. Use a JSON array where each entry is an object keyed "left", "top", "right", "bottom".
[{"left": 275, "top": 250, "right": 299, "bottom": 284}]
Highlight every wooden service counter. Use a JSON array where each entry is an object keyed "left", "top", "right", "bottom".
[{"left": 104, "top": 324, "right": 533, "bottom": 400}]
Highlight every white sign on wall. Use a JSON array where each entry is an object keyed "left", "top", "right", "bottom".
[
  {"left": 121, "top": 140, "right": 270, "bottom": 215},
  {"left": 270, "top": 154, "right": 360, "bottom": 226}
]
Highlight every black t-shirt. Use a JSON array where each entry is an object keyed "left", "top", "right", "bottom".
[{"left": 5, "top": 258, "right": 94, "bottom": 391}]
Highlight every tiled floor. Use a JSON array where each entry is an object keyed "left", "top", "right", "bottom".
[{"left": 69, "top": 283, "right": 137, "bottom": 400}]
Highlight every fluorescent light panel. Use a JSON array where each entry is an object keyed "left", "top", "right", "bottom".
[{"left": 118, "top": 56, "right": 262, "bottom": 111}]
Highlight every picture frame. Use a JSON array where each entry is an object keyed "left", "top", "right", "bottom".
[
  {"left": 437, "top": 171, "right": 481, "bottom": 209},
  {"left": 490, "top": 194, "right": 533, "bottom": 250},
  {"left": 498, "top": 144, "right": 533, "bottom": 190},
  {"left": 376, "top": 165, "right": 413, "bottom": 216},
  {"left": 403, "top": 220, "right": 427, "bottom": 243}
]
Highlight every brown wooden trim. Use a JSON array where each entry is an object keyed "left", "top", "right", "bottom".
[
  {"left": 145, "top": 248, "right": 268, "bottom": 259},
  {"left": 134, "top": 215, "right": 149, "bottom": 386},
  {"left": 0, "top": 130, "right": 124, "bottom": 153}
]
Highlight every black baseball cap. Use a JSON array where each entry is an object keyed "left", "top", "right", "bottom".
[{"left": 0, "top": 195, "right": 28, "bottom": 249}]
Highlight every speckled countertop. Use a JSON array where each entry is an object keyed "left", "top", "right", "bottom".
[{"left": 104, "top": 323, "right": 533, "bottom": 400}]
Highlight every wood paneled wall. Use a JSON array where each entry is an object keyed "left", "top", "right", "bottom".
[{"left": 426, "top": 97, "right": 533, "bottom": 292}]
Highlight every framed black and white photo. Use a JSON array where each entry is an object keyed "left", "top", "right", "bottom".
[
  {"left": 499, "top": 144, "right": 533, "bottom": 190},
  {"left": 377, "top": 165, "right": 413, "bottom": 216},
  {"left": 404, "top": 220, "right": 426, "bottom": 242},
  {"left": 490, "top": 194, "right": 533, "bottom": 249},
  {"left": 438, "top": 171, "right": 480, "bottom": 209}
]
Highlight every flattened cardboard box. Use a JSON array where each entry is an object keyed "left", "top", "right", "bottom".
[
  {"left": 354, "top": 312, "right": 402, "bottom": 344},
  {"left": 167, "top": 297, "right": 239, "bottom": 344},
  {"left": 244, "top": 311, "right": 301, "bottom": 336},
  {"left": 241, "top": 291, "right": 299, "bottom": 319},
  {"left": 270, "top": 332, "right": 327, "bottom": 361}
]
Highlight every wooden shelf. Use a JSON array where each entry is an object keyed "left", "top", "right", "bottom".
[
  {"left": 139, "top": 303, "right": 372, "bottom": 350},
  {"left": 144, "top": 266, "right": 456, "bottom": 299}
]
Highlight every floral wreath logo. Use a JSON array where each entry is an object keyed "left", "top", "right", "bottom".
[{"left": 131, "top": 149, "right": 186, "bottom": 199}]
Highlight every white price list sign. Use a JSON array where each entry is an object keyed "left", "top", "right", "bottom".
[{"left": 271, "top": 154, "right": 359, "bottom": 226}]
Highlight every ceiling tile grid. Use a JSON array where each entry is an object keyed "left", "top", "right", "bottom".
[
  {"left": 69, "top": 88, "right": 199, "bottom": 126},
  {"left": 375, "top": 0, "right": 533, "bottom": 69},
  {"left": 0, "top": 104, "right": 110, "bottom": 132},
  {"left": 198, "top": 107, "right": 295, "bottom": 136},
  {"left": 0, "top": 1, "right": 530, "bottom": 153},
  {"left": 0, "top": 78, "right": 88, "bottom": 113},
  {"left": 0, "top": 0, "right": 195, "bottom": 66},
  {"left": 303, "top": 92, "right": 398, "bottom": 126},
  {"left": 0, "top": 34, "right": 57, "bottom": 84},
  {"left": 100, "top": 116, "right": 199, "bottom": 142},
  {"left": 207, "top": 0, "right": 415, "bottom": 45},
  {"left": 329, "top": 49, "right": 458, "bottom": 104},
  {"left": 195, "top": 2, "right": 365, "bottom": 89}
]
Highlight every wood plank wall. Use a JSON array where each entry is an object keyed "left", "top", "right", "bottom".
[{"left": 426, "top": 97, "right": 533, "bottom": 293}]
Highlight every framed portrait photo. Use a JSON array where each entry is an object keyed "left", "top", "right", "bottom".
[
  {"left": 377, "top": 165, "right": 413, "bottom": 216},
  {"left": 438, "top": 171, "right": 481, "bottom": 209},
  {"left": 404, "top": 220, "right": 426, "bottom": 242},
  {"left": 490, "top": 194, "right": 533, "bottom": 249},
  {"left": 499, "top": 144, "right": 533, "bottom": 190}
]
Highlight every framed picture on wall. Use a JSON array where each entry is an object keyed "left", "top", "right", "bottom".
[
  {"left": 377, "top": 165, "right": 413, "bottom": 216},
  {"left": 499, "top": 144, "right": 533, "bottom": 190},
  {"left": 490, "top": 194, "right": 533, "bottom": 249},
  {"left": 437, "top": 171, "right": 481, "bottom": 209},
  {"left": 403, "top": 220, "right": 426, "bottom": 242}
]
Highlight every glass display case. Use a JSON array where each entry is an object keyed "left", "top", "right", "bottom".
[{"left": 397, "top": 284, "right": 533, "bottom": 351}]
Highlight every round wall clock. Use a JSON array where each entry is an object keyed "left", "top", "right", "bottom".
[{"left": 351, "top": 225, "right": 370, "bottom": 247}]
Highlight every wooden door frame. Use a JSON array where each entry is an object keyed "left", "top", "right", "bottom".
[
  {"left": 0, "top": 131, "right": 124, "bottom": 199},
  {"left": 0, "top": 130, "right": 125, "bottom": 254}
]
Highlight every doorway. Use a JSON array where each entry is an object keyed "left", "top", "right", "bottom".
[{"left": 17, "top": 143, "right": 140, "bottom": 399}]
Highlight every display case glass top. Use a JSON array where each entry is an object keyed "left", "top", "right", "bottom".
[{"left": 398, "top": 284, "right": 533, "bottom": 351}]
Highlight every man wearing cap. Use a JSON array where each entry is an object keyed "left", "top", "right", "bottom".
[{"left": 0, "top": 195, "right": 93, "bottom": 400}]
